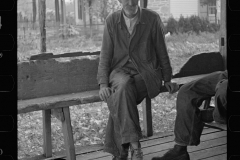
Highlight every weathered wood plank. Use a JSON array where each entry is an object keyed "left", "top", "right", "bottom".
[
  {"left": 19, "top": 52, "right": 222, "bottom": 100},
  {"left": 42, "top": 110, "right": 52, "bottom": 158},
  {"left": 172, "top": 73, "right": 212, "bottom": 85},
  {"left": 204, "top": 122, "right": 227, "bottom": 131},
  {"left": 75, "top": 129, "right": 226, "bottom": 160},
  {"left": 62, "top": 107, "right": 76, "bottom": 160},
  {"left": 18, "top": 56, "right": 99, "bottom": 100},
  {"left": 143, "top": 139, "right": 226, "bottom": 160},
  {"left": 18, "top": 90, "right": 101, "bottom": 114},
  {"left": 29, "top": 51, "right": 100, "bottom": 60},
  {"left": 190, "top": 145, "right": 226, "bottom": 160},
  {"left": 20, "top": 128, "right": 222, "bottom": 160},
  {"left": 142, "top": 96, "right": 153, "bottom": 137},
  {"left": 203, "top": 154, "right": 226, "bottom": 160},
  {"left": 18, "top": 74, "right": 211, "bottom": 114},
  {"left": 86, "top": 137, "right": 226, "bottom": 160},
  {"left": 142, "top": 132, "right": 226, "bottom": 157}
]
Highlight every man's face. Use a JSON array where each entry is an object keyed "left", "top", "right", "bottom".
[{"left": 118, "top": 0, "right": 139, "bottom": 18}]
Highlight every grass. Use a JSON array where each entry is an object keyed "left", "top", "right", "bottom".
[{"left": 17, "top": 29, "right": 219, "bottom": 159}]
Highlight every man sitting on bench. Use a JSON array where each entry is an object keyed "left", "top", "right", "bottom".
[{"left": 152, "top": 70, "right": 228, "bottom": 160}]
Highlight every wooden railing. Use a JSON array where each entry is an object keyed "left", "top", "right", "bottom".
[{"left": 18, "top": 51, "right": 224, "bottom": 160}]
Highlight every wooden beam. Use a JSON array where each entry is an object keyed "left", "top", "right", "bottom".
[
  {"left": 219, "top": 0, "right": 226, "bottom": 70},
  {"left": 142, "top": 96, "right": 153, "bottom": 137},
  {"left": 43, "top": 109, "right": 52, "bottom": 157},
  {"left": 38, "top": 0, "right": 46, "bottom": 53}
]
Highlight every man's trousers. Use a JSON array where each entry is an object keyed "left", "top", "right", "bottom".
[
  {"left": 174, "top": 71, "right": 227, "bottom": 146},
  {"left": 103, "top": 67, "right": 148, "bottom": 157}
]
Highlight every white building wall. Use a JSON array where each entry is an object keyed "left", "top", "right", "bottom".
[{"left": 170, "top": 0, "right": 198, "bottom": 19}]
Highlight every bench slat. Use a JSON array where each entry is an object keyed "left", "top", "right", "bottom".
[
  {"left": 18, "top": 74, "right": 212, "bottom": 114},
  {"left": 18, "top": 90, "right": 101, "bottom": 114},
  {"left": 172, "top": 73, "right": 212, "bottom": 85}
]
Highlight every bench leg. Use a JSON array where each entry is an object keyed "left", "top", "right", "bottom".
[
  {"left": 142, "top": 96, "right": 153, "bottom": 137},
  {"left": 61, "top": 107, "right": 76, "bottom": 160},
  {"left": 204, "top": 97, "right": 212, "bottom": 109},
  {"left": 42, "top": 110, "right": 52, "bottom": 158}
]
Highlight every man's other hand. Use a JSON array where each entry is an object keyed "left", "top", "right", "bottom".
[
  {"left": 99, "top": 85, "right": 112, "bottom": 102},
  {"left": 165, "top": 82, "right": 179, "bottom": 94}
]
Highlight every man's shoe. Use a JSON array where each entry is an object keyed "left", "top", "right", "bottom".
[
  {"left": 200, "top": 107, "right": 214, "bottom": 123},
  {"left": 112, "top": 144, "right": 129, "bottom": 160},
  {"left": 152, "top": 145, "right": 190, "bottom": 160},
  {"left": 130, "top": 142, "right": 143, "bottom": 160}
]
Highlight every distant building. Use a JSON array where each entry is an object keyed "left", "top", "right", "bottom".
[
  {"left": 147, "top": 0, "right": 220, "bottom": 23},
  {"left": 147, "top": 0, "right": 170, "bottom": 23}
]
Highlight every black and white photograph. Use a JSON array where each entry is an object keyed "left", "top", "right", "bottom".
[{"left": 17, "top": 0, "right": 229, "bottom": 160}]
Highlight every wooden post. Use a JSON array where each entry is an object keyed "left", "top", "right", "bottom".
[
  {"left": 142, "top": 97, "right": 153, "bottom": 137},
  {"left": 140, "top": 0, "right": 152, "bottom": 137},
  {"left": 43, "top": 109, "right": 52, "bottom": 157},
  {"left": 220, "top": 0, "right": 226, "bottom": 70},
  {"left": 39, "top": 1, "right": 50, "bottom": 156},
  {"left": 38, "top": 0, "right": 46, "bottom": 53},
  {"left": 62, "top": 107, "right": 76, "bottom": 160}
]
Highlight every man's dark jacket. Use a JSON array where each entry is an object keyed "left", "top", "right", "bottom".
[{"left": 97, "top": 7, "right": 172, "bottom": 98}]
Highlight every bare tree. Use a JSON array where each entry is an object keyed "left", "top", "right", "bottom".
[
  {"left": 38, "top": 0, "right": 46, "bottom": 52},
  {"left": 32, "top": 0, "right": 37, "bottom": 29}
]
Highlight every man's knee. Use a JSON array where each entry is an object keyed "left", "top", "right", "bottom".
[
  {"left": 176, "top": 84, "right": 192, "bottom": 111},
  {"left": 215, "top": 80, "right": 227, "bottom": 107},
  {"left": 177, "top": 84, "right": 191, "bottom": 101},
  {"left": 117, "top": 77, "right": 134, "bottom": 92}
]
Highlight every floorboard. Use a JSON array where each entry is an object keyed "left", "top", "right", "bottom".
[{"left": 74, "top": 128, "right": 226, "bottom": 160}]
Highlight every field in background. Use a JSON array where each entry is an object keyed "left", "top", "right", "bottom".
[{"left": 18, "top": 31, "right": 219, "bottom": 159}]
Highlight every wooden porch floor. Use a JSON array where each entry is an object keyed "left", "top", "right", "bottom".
[{"left": 70, "top": 127, "right": 226, "bottom": 160}]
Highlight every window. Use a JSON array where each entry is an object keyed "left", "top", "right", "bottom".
[{"left": 209, "top": 7, "right": 216, "bottom": 14}]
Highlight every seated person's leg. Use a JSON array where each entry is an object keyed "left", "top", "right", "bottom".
[
  {"left": 152, "top": 71, "right": 227, "bottom": 160},
  {"left": 104, "top": 68, "right": 147, "bottom": 159},
  {"left": 213, "top": 79, "right": 227, "bottom": 124}
]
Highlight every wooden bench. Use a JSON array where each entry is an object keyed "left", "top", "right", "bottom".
[{"left": 18, "top": 51, "right": 225, "bottom": 160}]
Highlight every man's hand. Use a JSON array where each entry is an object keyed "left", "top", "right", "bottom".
[
  {"left": 99, "top": 84, "right": 112, "bottom": 102},
  {"left": 164, "top": 82, "right": 179, "bottom": 94}
]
